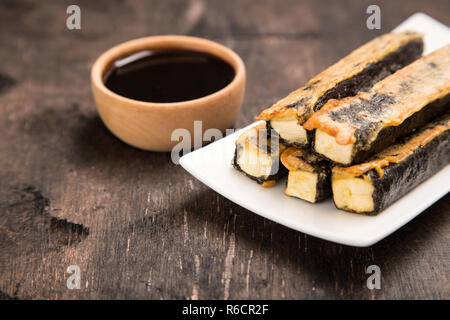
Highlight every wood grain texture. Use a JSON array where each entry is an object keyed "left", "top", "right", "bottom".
[{"left": 0, "top": 0, "right": 449, "bottom": 300}]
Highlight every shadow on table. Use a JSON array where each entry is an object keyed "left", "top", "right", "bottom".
[
  {"left": 0, "top": 185, "right": 90, "bottom": 260},
  {"left": 67, "top": 115, "right": 177, "bottom": 180},
  {"left": 177, "top": 188, "right": 448, "bottom": 298}
]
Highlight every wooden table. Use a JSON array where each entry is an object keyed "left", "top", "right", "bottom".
[{"left": 1, "top": 0, "right": 449, "bottom": 300}]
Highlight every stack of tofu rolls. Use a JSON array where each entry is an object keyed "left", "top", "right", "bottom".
[{"left": 233, "top": 30, "right": 450, "bottom": 215}]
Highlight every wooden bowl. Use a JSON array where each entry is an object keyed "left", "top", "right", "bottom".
[{"left": 91, "top": 35, "right": 246, "bottom": 151}]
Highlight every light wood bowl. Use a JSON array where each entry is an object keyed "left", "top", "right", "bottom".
[{"left": 91, "top": 35, "right": 246, "bottom": 151}]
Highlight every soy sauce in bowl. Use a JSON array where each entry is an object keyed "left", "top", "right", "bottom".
[{"left": 103, "top": 50, "right": 235, "bottom": 103}]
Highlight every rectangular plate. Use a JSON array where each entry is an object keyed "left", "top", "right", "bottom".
[{"left": 180, "top": 13, "right": 450, "bottom": 247}]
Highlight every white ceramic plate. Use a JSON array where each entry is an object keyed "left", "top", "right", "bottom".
[{"left": 180, "top": 13, "right": 450, "bottom": 247}]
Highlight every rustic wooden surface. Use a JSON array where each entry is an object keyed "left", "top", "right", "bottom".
[{"left": 0, "top": 0, "right": 449, "bottom": 300}]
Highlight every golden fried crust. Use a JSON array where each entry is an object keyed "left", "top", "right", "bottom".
[
  {"left": 261, "top": 180, "right": 276, "bottom": 187},
  {"left": 280, "top": 146, "right": 324, "bottom": 172},
  {"left": 235, "top": 122, "right": 266, "bottom": 146},
  {"left": 302, "top": 92, "right": 369, "bottom": 145},
  {"left": 303, "top": 45, "right": 450, "bottom": 146},
  {"left": 333, "top": 118, "right": 450, "bottom": 178},
  {"left": 255, "top": 31, "right": 423, "bottom": 123}
]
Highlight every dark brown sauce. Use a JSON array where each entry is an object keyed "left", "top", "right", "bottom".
[{"left": 103, "top": 50, "right": 235, "bottom": 103}]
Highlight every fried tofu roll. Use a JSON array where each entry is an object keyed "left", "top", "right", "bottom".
[
  {"left": 233, "top": 123, "right": 287, "bottom": 187},
  {"left": 280, "top": 146, "right": 331, "bottom": 203},
  {"left": 256, "top": 31, "right": 423, "bottom": 146},
  {"left": 304, "top": 44, "right": 450, "bottom": 165},
  {"left": 332, "top": 115, "right": 450, "bottom": 215}
]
